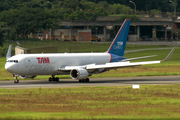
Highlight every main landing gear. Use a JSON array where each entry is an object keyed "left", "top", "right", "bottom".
[
  {"left": 79, "top": 78, "right": 89, "bottom": 83},
  {"left": 49, "top": 75, "right": 59, "bottom": 82},
  {"left": 14, "top": 76, "right": 19, "bottom": 83}
]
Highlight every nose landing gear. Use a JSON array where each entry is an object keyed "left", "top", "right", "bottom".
[{"left": 14, "top": 76, "right": 19, "bottom": 83}]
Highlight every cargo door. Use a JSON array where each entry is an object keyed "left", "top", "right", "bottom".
[{"left": 25, "top": 59, "right": 30, "bottom": 67}]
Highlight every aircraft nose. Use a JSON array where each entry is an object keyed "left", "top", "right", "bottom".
[{"left": 5, "top": 63, "right": 12, "bottom": 72}]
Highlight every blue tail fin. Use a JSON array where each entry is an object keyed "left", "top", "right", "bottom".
[{"left": 107, "top": 19, "right": 131, "bottom": 56}]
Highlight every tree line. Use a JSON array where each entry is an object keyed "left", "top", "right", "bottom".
[
  {"left": 0, "top": 0, "right": 179, "bottom": 13},
  {"left": 0, "top": 0, "right": 178, "bottom": 41}
]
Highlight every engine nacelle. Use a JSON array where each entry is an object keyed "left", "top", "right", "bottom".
[
  {"left": 20, "top": 75, "right": 37, "bottom": 79},
  {"left": 70, "top": 68, "right": 88, "bottom": 80}
]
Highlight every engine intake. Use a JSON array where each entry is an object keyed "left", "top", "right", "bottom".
[{"left": 70, "top": 68, "right": 88, "bottom": 80}]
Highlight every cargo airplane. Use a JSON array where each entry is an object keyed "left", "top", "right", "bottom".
[{"left": 5, "top": 19, "right": 175, "bottom": 83}]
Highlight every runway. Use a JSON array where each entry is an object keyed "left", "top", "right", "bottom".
[{"left": 0, "top": 76, "right": 180, "bottom": 89}]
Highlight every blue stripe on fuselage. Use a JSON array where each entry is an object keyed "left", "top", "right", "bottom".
[{"left": 110, "top": 53, "right": 127, "bottom": 62}]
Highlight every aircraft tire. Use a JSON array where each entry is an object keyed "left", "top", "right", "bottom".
[
  {"left": 49, "top": 77, "right": 52, "bottom": 82},
  {"left": 56, "top": 77, "right": 59, "bottom": 82},
  {"left": 86, "top": 78, "right": 89, "bottom": 82},
  {"left": 79, "top": 79, "right": 89, "bottom": 83},
  {"left": 14, "top": 80, "right": 19, "bottom": 83}
]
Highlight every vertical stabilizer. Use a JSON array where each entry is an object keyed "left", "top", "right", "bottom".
[
  {"left": 107, "top": 19, "right": 131, "bottom": 56},
  {"left": 6, "top": 45, "right": 12, "bottom": 59}
]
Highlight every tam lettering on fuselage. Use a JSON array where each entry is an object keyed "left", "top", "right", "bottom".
[{"left": 36, "top": 57, "right": 50, "bottom": 64}]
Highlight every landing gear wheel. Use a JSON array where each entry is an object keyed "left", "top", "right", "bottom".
[
  {"left": 79, "top": 78, "right": 89, "bottom": 83},
  {"left": 49, "top": 77, "right": 52, "bottom": 82},
  {"left": 55, "top": 77, "right": 59, "bottom": 82},
  {"left": 85, "top": 78, "right": 89, "bottom": 82},
  {"left": 14, "top": 77, "right": 19, "bottom": 83},
  {"left": 14, "top": 80, "right": 19, "bottom": 83},
  {"left": 49, "top": 76, "right": 59, "bottom": 82}
]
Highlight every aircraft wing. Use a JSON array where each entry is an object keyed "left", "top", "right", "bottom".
[
  {"left": 58, "top": 61, "right": 160, "bottom": 72},
  {"left": 85, "top": 61, "right": 160, "bottom": 70},
  {"left": 59, "top": 65, "right": 87, "bottom": 71},
  {"left": 161, "top": 47, "right": 175, "bottom": 61}
]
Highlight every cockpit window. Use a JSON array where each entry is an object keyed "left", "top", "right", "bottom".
[{"left": 7, "top": 60, "right": 18, "bottom": 63}]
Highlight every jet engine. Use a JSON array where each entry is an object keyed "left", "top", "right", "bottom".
[
  {"left": 20, "top": 75, "right": 37, "bottom": 79},
  {"left": 70, "top": 68, "right": 89, "bottom": 80}
]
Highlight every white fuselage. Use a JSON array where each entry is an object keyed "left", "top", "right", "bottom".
[{"left": 5, "top": 53, "right": 111, "bottom": 76}]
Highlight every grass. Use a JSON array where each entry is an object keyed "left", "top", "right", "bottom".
[
  {"left": 2, "top": 39, "right": 171, "bottom": 54},
  {"left": 0, "top": 85, "right": 180, "bottom": 119}
]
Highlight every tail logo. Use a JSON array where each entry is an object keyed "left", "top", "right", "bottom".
[
  {"left": 118, "top": 42, "right": 123, "bottom": 46},
  {"left": 113, "top": 42, "right": 123, "bottom": 49}
]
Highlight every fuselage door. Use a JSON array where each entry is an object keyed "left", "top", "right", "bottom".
[{"left": 25, "top": 59, "right": 30, "bottom": 67}]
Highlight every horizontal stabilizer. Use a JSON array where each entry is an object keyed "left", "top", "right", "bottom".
[{"left": 122, "top": 55, "right": 157, "bottom": 61}]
